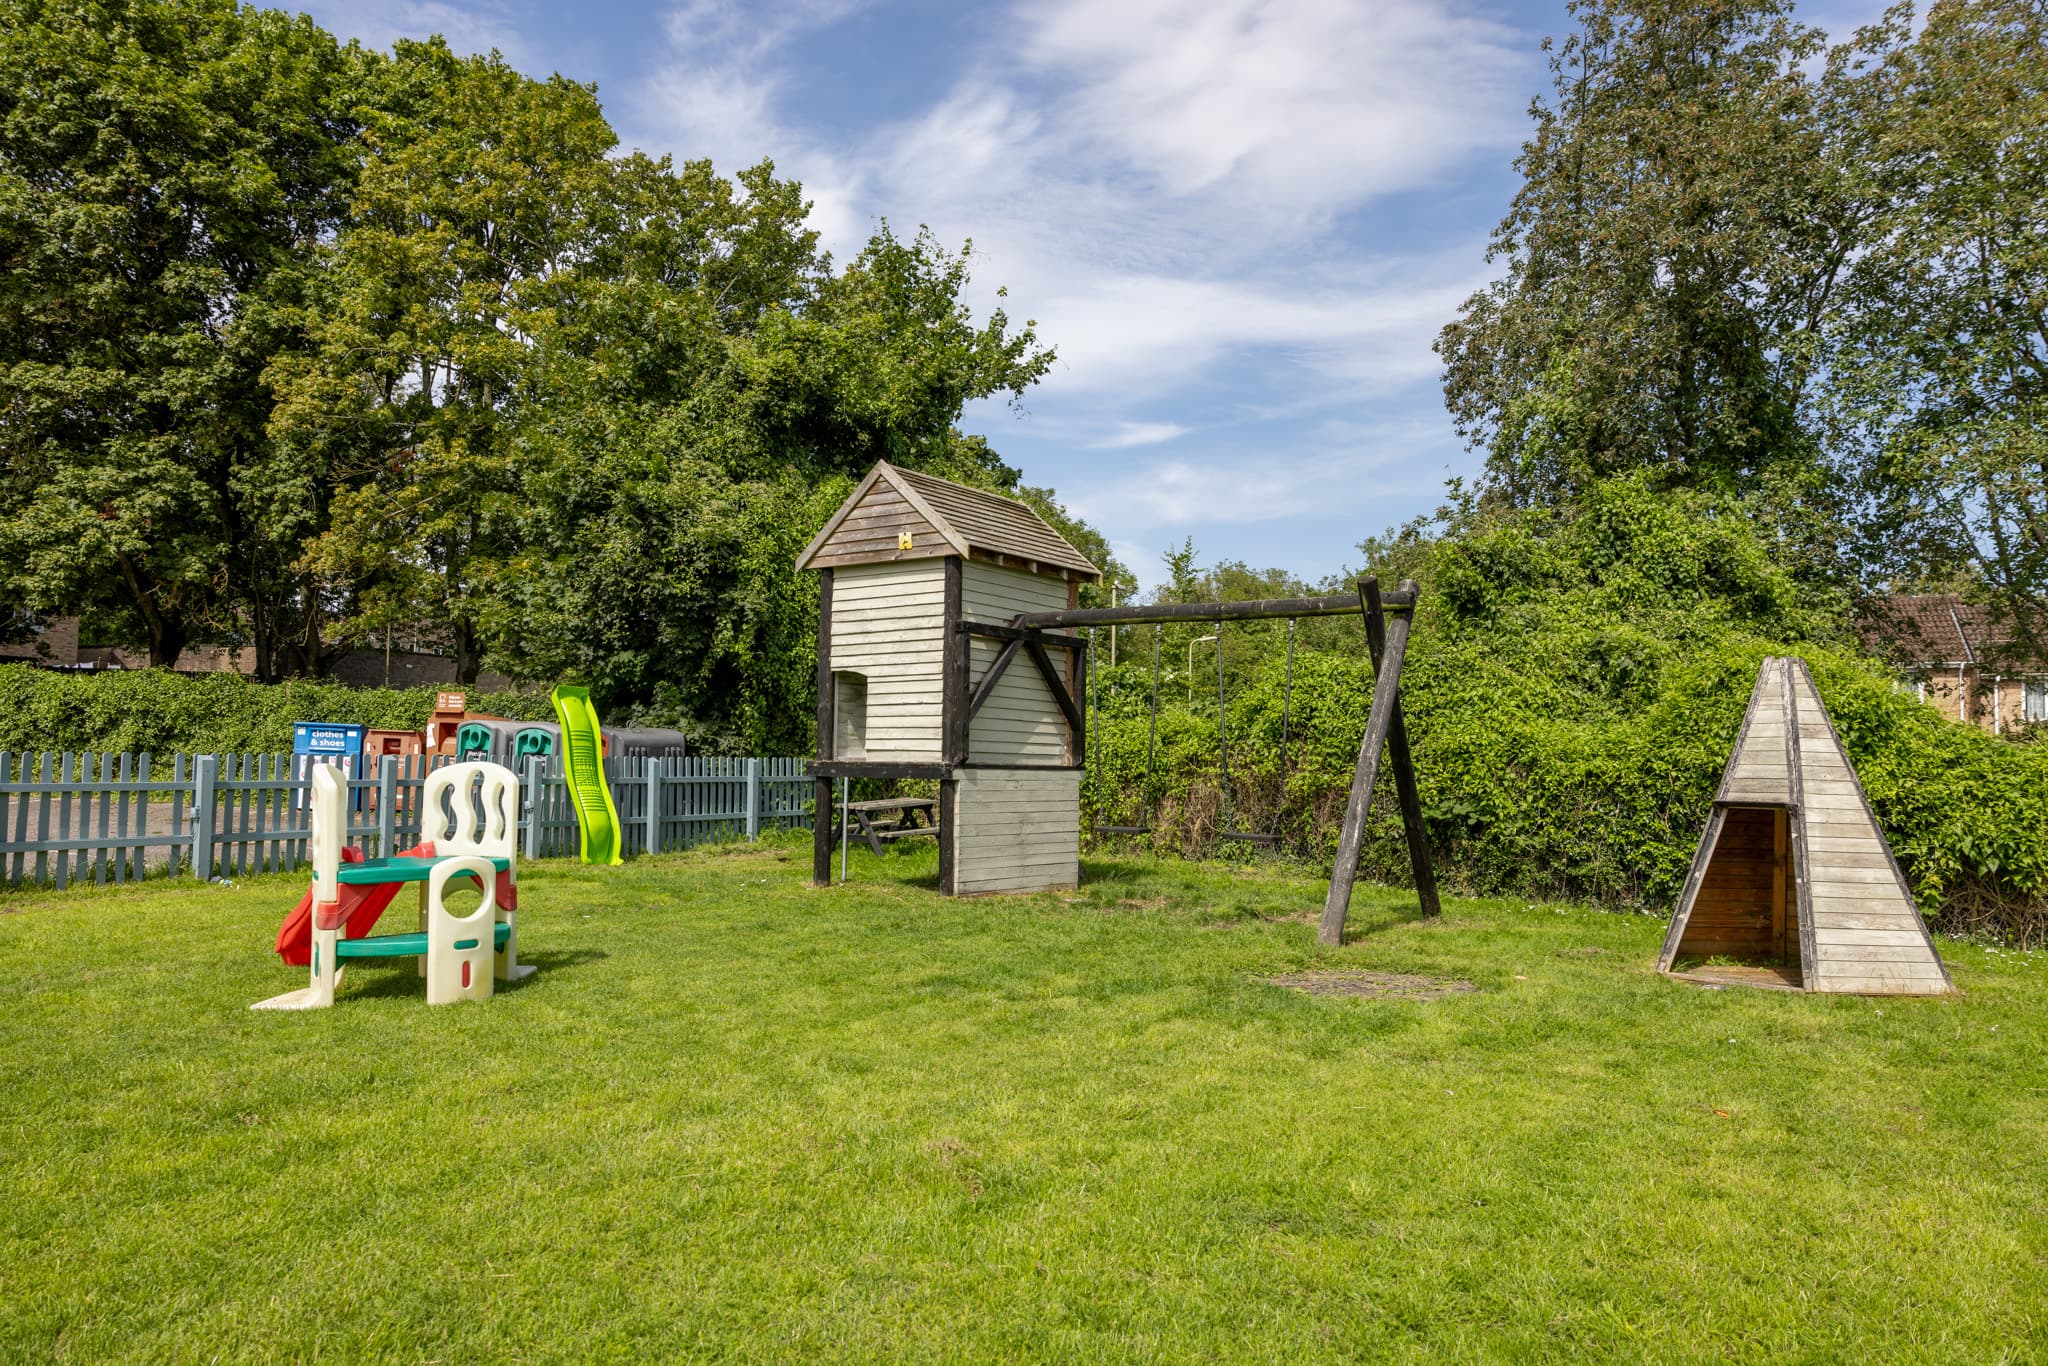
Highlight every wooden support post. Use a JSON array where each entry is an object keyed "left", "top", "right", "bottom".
[
  {"left": 940, "top": 557, "right": 966, "bottom": 896},
  {"left": 943, "top": 557, "right": 969, "bottom": 763},
  {"left": 1362, "top": 578, "right": 1438, "bottom": 918},
  {"left": 813, "top": 776, "right": 835, "bottom": 886},
  {"left": 938, "top": 778, "right": 957, "bottom": 894},
  {"left": 1318, "top": 578, "right": 1418, "bottom": 946},
  {"left": 813, "top": 567, "right": 835, "bottom": 887}
]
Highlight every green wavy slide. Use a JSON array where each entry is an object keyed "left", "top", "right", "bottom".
[{"left": 549, "top": 684, "right": 624, "bottom": 866}]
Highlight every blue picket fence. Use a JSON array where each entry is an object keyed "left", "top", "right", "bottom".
[{"left": 0, "top": 750, "right": 815, "bottom": 889}]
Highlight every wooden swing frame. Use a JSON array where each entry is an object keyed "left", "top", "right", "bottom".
[{"left": 1004, "top": 575, "right": 1437, "bottom": 944}]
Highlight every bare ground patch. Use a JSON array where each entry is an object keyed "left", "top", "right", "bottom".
[{"left": 1261, "top": 970, "right": 1477, "bottom": 1001}]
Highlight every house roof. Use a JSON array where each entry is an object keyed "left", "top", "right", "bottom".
[
  {"left": 796, "top": 461, "right": 1100, "bottom": 579},
  {"left": 1858, "top": 594, "right": 2025, "bottom": 666}
]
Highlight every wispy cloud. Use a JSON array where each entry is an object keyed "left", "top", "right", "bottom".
[
  {"left": 1092, "top": 421, "right": 1190, "bottom": 449},
  {"left": 623, "top": 0, "right": 1532, "bottom": 582}
]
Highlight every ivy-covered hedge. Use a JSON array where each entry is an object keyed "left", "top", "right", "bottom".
[
  {"left": 0, "top": 668, "right": 555, "bottom": 756},
  {"left": 1083, "top": 477, "right": 2048, "bottom": 940}
]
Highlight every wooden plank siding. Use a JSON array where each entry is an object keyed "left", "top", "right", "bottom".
[
  {"left": 803, "top": 478, "right": 951, "bottom": 569},
  {"left": 961, "top": 559, "right": 1072, "bottom": 765},
  {"left": 827, "top": 561, "right": 947, "bottom": 761},
  {"left": 951, "top": 767, "right": 1080, "bottom": 894},
  {"left": 1787, "top": 662, "right": 1951, "bottom": 995}
]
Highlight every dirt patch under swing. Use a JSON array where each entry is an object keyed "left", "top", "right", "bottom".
[{"left": 1261, "top": 970, "right": 1477, "bottom": 1001}]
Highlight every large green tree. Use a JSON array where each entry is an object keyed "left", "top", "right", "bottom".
[
  {"left": 0, "top": 0, "right": 356, "bottom": 665},
  {"left": 492, "top": 215, "right": 1066, "bottom": 751},
  {"left": 1833, "top": 0, "right": 2048, "bottom": 660},
  {"left": 1436, "top": 0, "right": 1875, "bottom": 508},
  {"left": 265, "top": 39, "right": 615, "bottom": 683}
]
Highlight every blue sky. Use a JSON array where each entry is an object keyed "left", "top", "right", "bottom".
[{"left": 301, "top": 0, "right": 1888, "bottom": 591}]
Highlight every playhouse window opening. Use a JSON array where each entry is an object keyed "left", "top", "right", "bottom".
[{"left": 833, "top": 671, "right": 868, "bottom": 759}]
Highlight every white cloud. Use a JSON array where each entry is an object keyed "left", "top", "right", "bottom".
[
  {"left": 1020, "top": 0, "right": 1524, "bottom": 211},
  {"left": 627, "top": 0, "right": 1529, "bottom": 569},
  {"left": 1092, "top": 421, "right": 1191, "bottom": 449}
]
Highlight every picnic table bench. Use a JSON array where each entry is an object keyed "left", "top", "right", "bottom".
[{"left": 831, "top": 797, "right": 940, "bottom": 855}]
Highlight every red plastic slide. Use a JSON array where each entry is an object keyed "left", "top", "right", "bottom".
[{"left": 272, "top": 844, "right": 517, "bottom": 966}]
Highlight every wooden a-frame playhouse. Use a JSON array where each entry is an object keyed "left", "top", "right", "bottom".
[{"left": 1657, "top": 656, "right": 1953, "bottom": 995}]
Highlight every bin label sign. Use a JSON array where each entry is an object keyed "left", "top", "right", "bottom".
[{"left": 292, "top": 723, "right": 365, "bottom": 756}]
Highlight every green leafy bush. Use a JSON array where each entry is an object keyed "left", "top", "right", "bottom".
[
  {"left": 1083, "top": 476, "right": 2048, "bottom": 939},
  {"left": 0, "top": 668, "right": 553, "bottom": 756}
]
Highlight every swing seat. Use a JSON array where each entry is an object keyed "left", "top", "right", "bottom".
[
  {"left": 1093, "top": 823, "right": 1151, "bottom": 836},
  {"left": 1220, "top": 830, "right": 1281, "bottom": 845}
]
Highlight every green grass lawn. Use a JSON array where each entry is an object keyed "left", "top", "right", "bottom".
[{"left": 2, "top": 840, "right": 2044, "bottom": 1362}]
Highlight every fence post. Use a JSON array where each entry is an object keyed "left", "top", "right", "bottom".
[
  {"left": 644, "top": 759, "right": 661, "bottom": 856},
  {"left": 523, "top": 756, "right": 544, "bottom": 860},
  {"left": 745, "top": 758, "right": 761, "bottom": 841},
  {"left": 377, "top": 755, "right": 397, "bottom": 856},
  {"left": 191, "top": 754, "right": 218, "bottom": 881}
]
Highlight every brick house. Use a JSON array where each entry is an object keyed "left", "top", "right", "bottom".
[{"left": 1860, "top": 594, "right": 2048, "bottom": 734}]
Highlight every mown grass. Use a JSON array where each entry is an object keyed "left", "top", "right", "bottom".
[{"left": 1, "top": 839, "right": 2044, "bottom": 1361}]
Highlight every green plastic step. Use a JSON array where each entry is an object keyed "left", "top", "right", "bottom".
[
  {"left": 334, "top": 922, "right": 512, "bottom": 959},
  {"left": 335, "top": 855, "right": 512, "bottom": 886}
]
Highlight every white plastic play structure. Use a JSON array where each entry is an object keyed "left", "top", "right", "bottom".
[{"left": 252, "top": 760, "right": 535, "bottom": 1010}]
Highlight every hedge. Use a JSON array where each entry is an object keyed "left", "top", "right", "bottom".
[
  {"left": 1080, "top": 477, "right": 2048, "bottom": 941},
  {"left": 0, "top": 668, "right": 555, "bottom": 756}
]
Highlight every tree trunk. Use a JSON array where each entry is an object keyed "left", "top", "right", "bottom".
[
  {"left": 454, "top": 617, "right": 480, "bottom": 685},
  {"left": 114, "top": 551, "right": 189, "bottom": 669},
  {"left": 147, "top": 616, "right": 189, "bottom": 670}
]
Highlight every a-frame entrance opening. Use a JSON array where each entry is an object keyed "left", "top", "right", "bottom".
[{"left": 1668, "top": 805, "right": 1801, "bottom": 989}]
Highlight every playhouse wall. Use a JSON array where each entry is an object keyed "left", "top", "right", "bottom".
[
  {"left": 828, "top": 561, "right": 946, "bottom": 761},
  {"left": 952, "top": 767, "right": 1081, "bottom": 894},
  {"left": 962, "top": 559, "right": 1071, "bottom": 765}
]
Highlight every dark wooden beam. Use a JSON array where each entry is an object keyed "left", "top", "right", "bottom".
[
  {"left": 957, "top": 621, "right": 1085, "bottom": 649},
  {"left": 937, "top": 777, "right": 958, "bottom": 895},
  {"left": 1026, "top": 638, "right": 1086, "bottom": 743},
  {"left": 1010, "top": 582, "right": 1414, "bottom": 630},
  {"left": 813, "top": 567, "right": 834, "bottom": 887},
  {"left": 1363, "top": 577, "right": 1438, "bottom": 919},
  {"left": 810, "top": 760, "right": 952, "bottom": 780},
  {"left": 967, "top": 638, "right": 1023, "bottom": 719},
  {"left": 1319, "top": 577, "right": 1416, "bottom": 946},
  {"left": 943, "top": 557, "right": 969, "bottom": 765}
]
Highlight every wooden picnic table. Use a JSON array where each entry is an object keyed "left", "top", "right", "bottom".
[{"left": 831, "top": 796, "right": 940, "bottom": 856}]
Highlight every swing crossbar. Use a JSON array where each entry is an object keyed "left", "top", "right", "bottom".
[{"left": 1011, "top": 585, "right": 1413, "bottom": 630}]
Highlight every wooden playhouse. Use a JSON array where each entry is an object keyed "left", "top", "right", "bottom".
[
  {"left": 1657, "top": 656, "right": 1953, "bottom": 995},
  {"left": 798, "top": 462, "right": 1099, "bottom": 895}
]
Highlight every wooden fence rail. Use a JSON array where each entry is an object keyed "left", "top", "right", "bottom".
[{"left": 0, "top": 751, "right": 815, "bottom": 889}]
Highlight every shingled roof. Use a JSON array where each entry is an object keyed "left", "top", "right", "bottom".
[
  {"left": 796, "top": 461, "right": 1100, "bottom": 580},
  {"left": 1858, "top": 594, "right": 2039, "bottom": 667}
]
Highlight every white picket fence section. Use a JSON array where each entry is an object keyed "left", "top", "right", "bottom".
[{"left": 0, "top": 751, "right": 815, "bottom": 888}]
